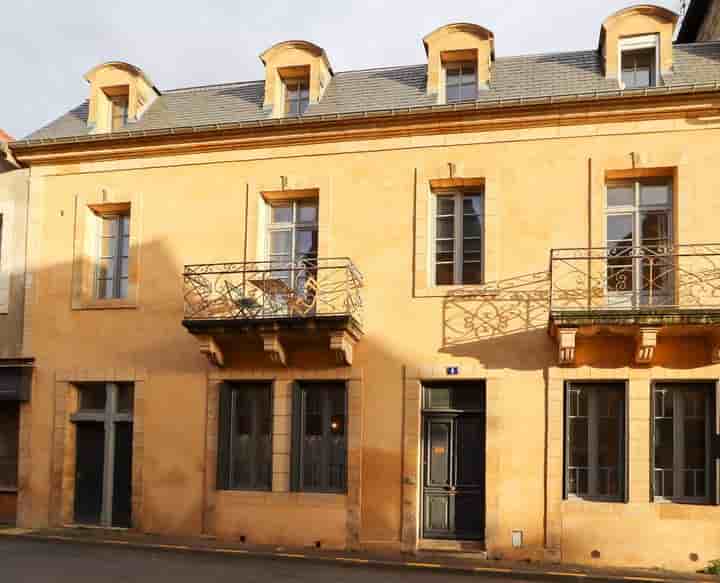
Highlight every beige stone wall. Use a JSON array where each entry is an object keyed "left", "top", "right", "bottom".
[
  {"left": 0, "top": 167, "right": 29, "bottom": 357},
  {"left": 698, "top": 0, "right": 720, "bottom": 40},
  {"left": 16, "top": 102, "right": 720, "bottom": 571}
]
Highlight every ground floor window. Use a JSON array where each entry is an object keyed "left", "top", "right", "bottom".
[
  {"left": 0, "top": 402, "right": 19, "bottom": 490},
  {"left": 653, "top": 382, "right": 715, "bottom": 504},
  {"left": 216, "top": 383, "right": 272, "bottom": 491},
  {"left": 565, "top": 383, "right": 626, "bottom": 501},
  {"left": 292, "top": 382, "right": 347, "bottom": 493}
]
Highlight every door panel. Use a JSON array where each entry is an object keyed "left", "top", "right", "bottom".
[
  {"left": 74, "top": 423, "right": 105, "bottom": 525},
  {"left": 112, "top": 422, "right": 133, "bottom": 528},
  {"left": 422, "top": 412, "right": 485, "bottom": 541}
]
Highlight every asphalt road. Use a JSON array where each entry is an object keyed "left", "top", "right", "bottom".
[{"left": 0, "top": 538, "right": 541, "bottom": 583}]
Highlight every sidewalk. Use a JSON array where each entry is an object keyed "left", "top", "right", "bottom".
[{"left": 0, "top": 526, "right": 715, "bottom": 582}]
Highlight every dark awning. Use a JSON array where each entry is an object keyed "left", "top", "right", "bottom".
[{"left": 0, "top": 359, "right": 34, "bottom": 401}]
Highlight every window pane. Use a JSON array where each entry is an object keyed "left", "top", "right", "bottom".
[
  {"left": 435, "top": 239, "right": 454, "bottom": 263},
  {"left": 460, "top": 83, "right": 477, "bottom": 101},
  {"left": 446, "top": 85, "right": 460, "bottom": 102},
  {"left": 229, "top": 386, "right": 272, "bottom": 490},
  {"left": 116, "top": 384, "right": 134, "bottom": 413},
  {"left": 607, "top": 184, "right": 634, "bottom": 207},
  {"left": 101, "top": 216, "right": 118, "bottom": 236},
  {"left": 641, "top": 212, "right": 669, "bottom": 243},
  {"left": 297, "top": 201, "right": 318, "bottom": 223},
  {"left": 463, "top": 195, "right": 482, "bottom": 215},
  {"left": 437, "top": 197, "right": 455, "bottom": 216},
  {"left": 463, "top": 238, "right": 482, "bottom": 261},
  {"left": 80, "top": 386, "right": 107, "bottom": 410},
  {"left": 436, "top": 263, "right": 454, "bottom": 286},
  {"left": 119, "top": 278, "right": 129, "bottom": 299},
  {"left": 640, "top": 181, "right": 671, "bottom": 206},
  {"left": 462, "top": 262, "right": 482, "bottom": 284},
  {"left": 271, "top": 204, "right": 292, "bottom": 224},
  {"left": 100, "top": 237, "right": 117, "bottom": 258},
  {"left": 269, "top": 230, "right": 291, "bottom": 255},
  {"left": 606, "top": 214, "right": 633, "bottom": 242},
  {"left": 463, "top": 215, "right": 482, "bottom": 238},
  {"left": 436, "top": 217, "right": 454, "bottom": 239}
]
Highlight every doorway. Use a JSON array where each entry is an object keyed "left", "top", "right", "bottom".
[
  {"left": 421, "top": 382, "right": 485, "bottom": 541},
  {"left": 72, "top": 383, "right": 133, "bottom": 527}
]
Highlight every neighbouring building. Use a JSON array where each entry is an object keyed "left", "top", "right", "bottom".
[
  {"left": 0, "top": 131, "right": 32, "bottom": 525},
  {"left": 6, "top": 4, "right": 720, "bottom": 572},
  {"left": 678, "top": 0, "right": 720, "bottom": 41}
]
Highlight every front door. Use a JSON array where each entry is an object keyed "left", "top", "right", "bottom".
[
  {"left": 422, "top": 384, "right": 485, "bottom": 541},
  {"left": 73, "top": 383, "right": 134, "bottom": 527}
]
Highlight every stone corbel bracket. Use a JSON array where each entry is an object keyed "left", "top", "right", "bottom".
[
  {"left": 261, "top": 332, "right": 287, "bottom": 366},
  {"left": 635, "top": 327, "right": 660, "bottom": 365},
  {"left": 197, "top": 334, "right": 224, "bottom": 367},
  {"left": 556, "top": 327, "right": 578, "bottom": 366},
  {"left": 330, "top": 330, "right": 355, "bottom": 366}
]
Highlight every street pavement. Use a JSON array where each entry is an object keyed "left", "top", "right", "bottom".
[{"left": 0, "top": 537, "right": 538, "bottom": 582}]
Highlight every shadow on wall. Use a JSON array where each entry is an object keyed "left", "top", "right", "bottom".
[{"left": 441, "top": 271, "right": 554, "bottom": 370}]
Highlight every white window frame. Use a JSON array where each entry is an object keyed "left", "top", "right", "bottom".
[
  {"left": 444, "top": 61, "right": 478, "bottom": 104},
  {"left": 618, "top": 34, "right": 659, "bottom": 89},
  {"left": 431, "top": 191, "right": 484, "bottom": 287}
]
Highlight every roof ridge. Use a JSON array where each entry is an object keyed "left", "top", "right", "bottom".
[{"left": 166, "top": 79, "right": 265, "bottom": 93}]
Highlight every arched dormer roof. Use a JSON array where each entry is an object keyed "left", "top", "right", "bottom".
[
  {"left": 423, "top": 23, "right": 495, "bottom": 58},
  {"left": 599, "top": 4, "right": 679, "bottom": 50},
  {"left": 260, "top": 40, "right": 332, "bottom": 74},
  {"left": 422, "top": 22, "right": 495, "bottom": 100},
  {"left": 259, "top": 39, "right": 334, "bottom": 115},
  {"left": 84, "top": 61, "right": 159, "bottom": 93},
  {"left": 83, "top": 61, "right": 160, "bottom": 132}
]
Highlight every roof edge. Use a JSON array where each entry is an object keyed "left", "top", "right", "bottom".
[{"left": 677, "top": 0, "right": 711, "bottom": 42}]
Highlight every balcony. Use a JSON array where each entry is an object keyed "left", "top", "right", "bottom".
[
  {"left": 549, "top": 244, "right": 720, "bottom": 364},
  {"left": 182, "top": 257, "right": 363, "bottom": 366}
]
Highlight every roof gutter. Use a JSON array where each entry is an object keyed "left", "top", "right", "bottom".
[{"left": 10, "top": 80, "right": 720, "bottom": 152}]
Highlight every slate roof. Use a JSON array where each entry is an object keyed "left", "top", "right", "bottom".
[{"left": 21, "top": 42, "right": 720, "bottom": 142}]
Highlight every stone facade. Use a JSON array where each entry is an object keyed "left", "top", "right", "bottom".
[{"left": 7, "top": 4, "right": 720, "bottom": 574}]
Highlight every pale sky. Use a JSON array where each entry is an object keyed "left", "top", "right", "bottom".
[{"left": 1, "top": 0, "right": 682, "bottom": 139}]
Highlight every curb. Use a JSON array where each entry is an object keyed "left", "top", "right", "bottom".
[{"left": 0, "top": 529, "right": 709, "bottom": 583}]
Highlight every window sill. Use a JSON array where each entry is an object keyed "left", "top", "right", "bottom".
[
  {"left": 653, "top": 498, "right": 714, "bottom": 506},
  {"left": 563, "top": 497, "right": 626, "bottom": 505},
  {"left": 0, "top": 487, "right": 18, "bottom": 494}
]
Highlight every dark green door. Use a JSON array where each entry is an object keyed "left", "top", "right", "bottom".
[{"left": 422, "top": 413, "right": 485, "bottom": 540}]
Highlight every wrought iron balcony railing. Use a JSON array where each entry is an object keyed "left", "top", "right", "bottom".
[
  {"left": 550, "top": 243, "right": 720, "bottom": 314},
  {"left": 183, "top": 257, "right": 363, "bottom": 325}
]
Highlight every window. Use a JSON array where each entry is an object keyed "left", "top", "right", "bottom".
[
  {"left": 0, "top": 403, "right": 19, "bottom": 490},
  {"left": 109, "top": 94, "right": 129, "bottom": 130},
  {"left": 434, "top": 191, "right": 483, "bottom": 286},
  {"left": 292, "top": 383, "right": 347, "bottom": 492},
  {"left": 267, "top": 198, "right": 318, "bottom": 301},
  {"left": 95, "top": 212, "right": 130, "bottom": 300},
  {"left": 445, "top": 62, "right": 477, "bottom": 103},
  {"left": 606, "top": 178, "right": 672, "bottom": 307},
  {"left": 619, "top": 36, "right": 658, "bottom": 89},
  {"left": 653, "top": 383, "right": 715, "bottom": 504},
  {"left": 216, "top": 384, "right": 272, "bottom": 491},
  {"left": 565, "top": 383, "right": 626, "bottom": 501},
  {"left": 285, "top": 79, "right": 309, "bottom": 116}
]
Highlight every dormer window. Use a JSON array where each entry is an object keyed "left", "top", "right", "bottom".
[
  {"left": 619, "top": 35, "right": 658, "bottom": 89},
  {"left": 446, "top": 61, "right": 477, "bottom": 103},
  {"left": 109, "top": 94, "right": 129, "bottom": 130},
  {"left": 285, "top": 78, "right": 310, "bottom": 116}
]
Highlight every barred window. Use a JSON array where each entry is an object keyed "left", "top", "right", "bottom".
[
  {"left": 216, "top": 383, "right": 273, "bottom": 491},
  {"left": 292, "top": 382, "right": 347, "bottom": 493},
  {"left": 565, "top": 383, "right": 626, "bottom": 501},
  {"left": 653, "top": 383, "right": 715, "bottom": 504}
]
